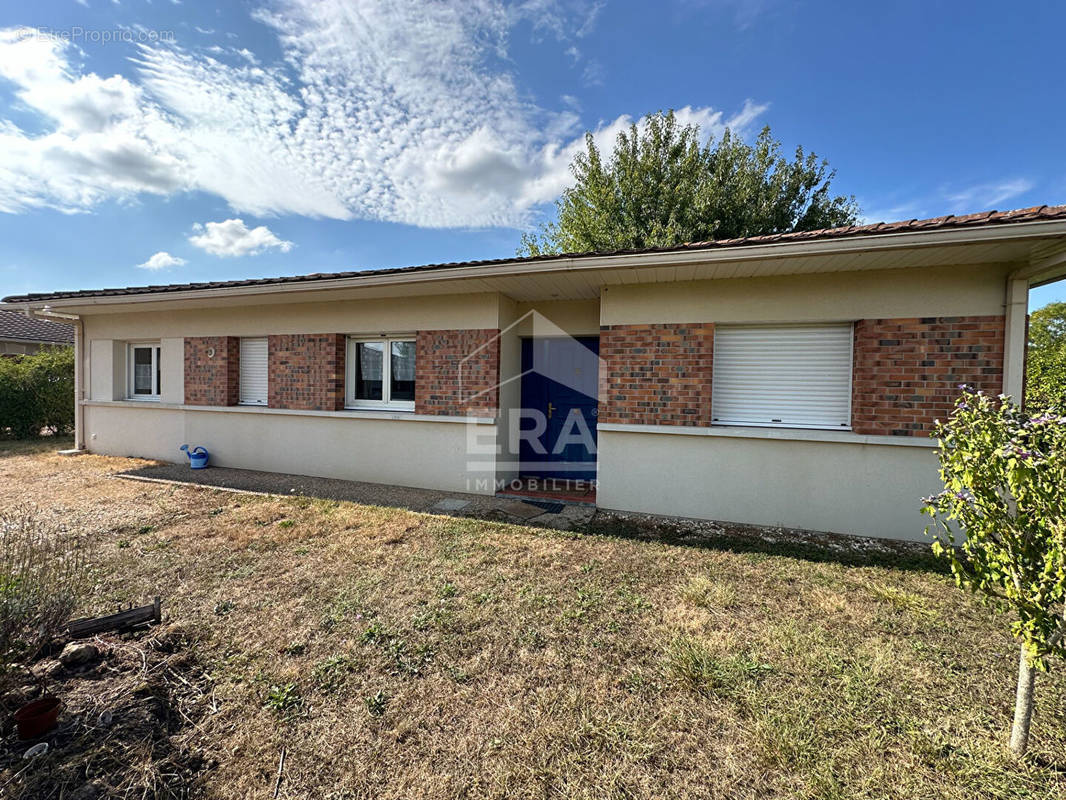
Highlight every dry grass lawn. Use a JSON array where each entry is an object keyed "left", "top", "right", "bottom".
[{"left": 2, "top": 439, "right": 1065, "bottom": 799}]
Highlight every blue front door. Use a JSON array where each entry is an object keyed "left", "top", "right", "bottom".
[{"left": 519, "top": 337, "right": 599, "bottom": 480}]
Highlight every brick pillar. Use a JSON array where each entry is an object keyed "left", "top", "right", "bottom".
[
  {"left": 267, "top": 334, "right": 345, "bottom": 411},
  {"left": 184, "top": 336, "right": 239, "bottom": 406},
  {"left": 415, "top": 329, "right": 500, "bottom": 416},
  {"left": 852, "top": 315, "right": 1006, "bottom": 436},
  {"left": 599, "top": 323, "right": 714, "bottom": 425}
]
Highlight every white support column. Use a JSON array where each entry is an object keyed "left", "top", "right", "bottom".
[
  {"left": 72, "top": 318, "right": 84, "bottom": 449},
  {"left": 1003, "top": 277, "right": 1029, "bottom": 404}
]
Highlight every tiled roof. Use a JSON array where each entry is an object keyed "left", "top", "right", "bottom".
[
  {"left": 4, "top": 204, "right": 1066, "bottom": 305},
  {"left": 0, "top": 308, "right": 74, "bottom": 343}
]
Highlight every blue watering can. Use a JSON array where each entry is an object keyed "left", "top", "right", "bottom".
[{"left": 179, "top": 444, "right": 210, "bottom": 469}]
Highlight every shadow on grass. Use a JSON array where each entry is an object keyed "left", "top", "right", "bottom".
[
  {"left": 581, "top": 513, "right": 949, "bottom": 574},
  {"left": 0, "top": 436, "right": 74, "bottom": 458}
]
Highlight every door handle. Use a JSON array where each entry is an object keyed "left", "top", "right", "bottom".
[{"left": 547, "top": 402, "right": 556, "bottom": 419}]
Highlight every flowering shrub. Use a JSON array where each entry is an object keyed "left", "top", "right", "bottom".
[{"left": 923, "top": 386, "right": 1066, "bottom": 755}]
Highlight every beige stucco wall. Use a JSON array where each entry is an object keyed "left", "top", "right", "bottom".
[
  {"left": 601, "top": 263, "right": 1012, "bottom": 325},
  {"left": 597, "top": 430, "right": 938, "bottom": 541},
  {"left": 513, "top": 300, "right": 601, "bottom": 336},
  {"left": 82, "top": 292, "right": 503, "bottom": 340},
  {"left": 84, "top": 404, "right": 495, "bottom": 494}
]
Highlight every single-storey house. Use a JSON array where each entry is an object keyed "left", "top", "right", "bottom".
[
  {"left": 6, "top": 205, "right": 1066, "bottom": 541},
  {"left": 0, "top": 307, "right": 73, "bottom": 355}
]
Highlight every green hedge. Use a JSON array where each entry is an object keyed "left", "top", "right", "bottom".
[{"left": 0, "top": 347, "right": 75, "bottom": 439}]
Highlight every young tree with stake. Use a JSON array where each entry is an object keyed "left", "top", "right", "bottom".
[{"left": 923, "top": 387, "right": 1066, "bottom": 756}]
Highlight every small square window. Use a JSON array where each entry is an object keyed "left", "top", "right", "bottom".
[{"left": 346, "top": 336, "right": 415, "bottom": 410}]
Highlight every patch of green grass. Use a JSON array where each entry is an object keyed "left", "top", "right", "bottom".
[
  {"left": 312, "top": 654, "right": 359, "bottom": 693},
  {"left": 663, "top": 635, "right": 774, "bottom": 697},
  {"left": 680, "top": 575, "right": 738, "bottom": 611}
]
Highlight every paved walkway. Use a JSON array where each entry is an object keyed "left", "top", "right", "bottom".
[{"left": 116, "top": 463, "right": 597, "bottom": 530}]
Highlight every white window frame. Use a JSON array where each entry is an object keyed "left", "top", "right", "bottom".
[
  {"left": 239, "top": 337, "right": 269, "bottom": 406},
  {"left": 127, "top": 342, "right": 162, "bottom": 401},
  {"left": 711, "top": 322, "right": 854, "bottom": 431},
  {"left": 345, "top": 335, "right": 416, "bottom": 411}
]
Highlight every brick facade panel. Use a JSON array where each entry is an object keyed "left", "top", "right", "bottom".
[
  {"left": 599, "top": 323, "right": 714, "bottom": 425},
  {"left": 415, "top": 329, "right": 500, "bottom": 416},
  {"left": 184, "top": 336, "right": 239, "bottom": 406},
  {"left": 268, "top": 334, "right": 345, "bottom": 411},
  {"left": 852, "top": 315, "right": 1005, "bottom": 436}
]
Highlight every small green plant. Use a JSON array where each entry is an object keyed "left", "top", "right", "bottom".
[
  {"left": 360, "top": 621, "right": 390, "bottom": 645},
  {"left": 388, "top": 640, "right": 434, "bottom": 676},
  {"left": 282, "top": 642, "right": 307, "bottom": 656},
  {"left": 136, "top": 525, "right": 154, "bottom": 535},
  {"left": 365, "top": 690, "right": 388, "bottom": 717},
  {"left": 213, "top": 600, "right": 236, "bottom": 616},
  {"left": 923, "top": 388, "right": 1066, "bottom": 756},
  {"left": 264, "top": 683, "right": 303, "bottom": 718},
  {"left": 278, "top": 520, "right": 296, "bottom": 529}
]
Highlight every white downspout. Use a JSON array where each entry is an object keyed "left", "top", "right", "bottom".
[
  {"left": 1002, "top": 276, "right": 1029, "bottom": 405},
  {"left": 34, "top": 307, "right": 85, "bottom": 451}
]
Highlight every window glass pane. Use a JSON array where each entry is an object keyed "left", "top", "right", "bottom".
[
  {"left": 155, "top": 347, "right": 162, "bottom": 396},
  {"left": 355, "top": 341, "right": 384, "bottom": 400},
  {"left": 390, "top": 340, "right": 415, "bottom": 402},
  {"left": 133, "top": 347, "right": 153, "bottom": 394}
]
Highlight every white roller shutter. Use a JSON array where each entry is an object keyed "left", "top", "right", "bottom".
[
  {"left": 239, "top": 337, "right": 268, "bottom": 405},
  {"left": 711, "top": 324, "right": 853, "bottom": 429}
]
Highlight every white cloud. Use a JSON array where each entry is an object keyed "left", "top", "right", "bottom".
[
  {"left": 188, "top": 218, "right": 294, "bottom": 257},
  {"left": 0, "top": 5, "right": 767, "bottom": 228},
  {"left": 137, "top": 250, "right": 186, "bottom": 270},
  {"left": 945, "top": 178, "right": 1034, "bottom": 212}
]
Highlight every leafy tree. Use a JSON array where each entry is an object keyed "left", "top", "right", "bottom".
[
  {"left": 1026, "top": 301, "right": 1066, "bottom": 411},
  {"left": 519, "top": 111, "right": 859, "bottom": 256},
  {"left": 923, "top": 388, "right": 1066, "bottom": 756}
]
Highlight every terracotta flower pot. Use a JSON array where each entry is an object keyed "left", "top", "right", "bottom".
[{"left": 14, "top": 696, "right": 61, "bottom": 740}]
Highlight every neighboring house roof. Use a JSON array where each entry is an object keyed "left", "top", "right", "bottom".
[
  {"left": 4, "top": 204, "right": 1066, "bottom": 305},
  {"left": 0, "top": 308, "right": 73, "bottom": 343}
]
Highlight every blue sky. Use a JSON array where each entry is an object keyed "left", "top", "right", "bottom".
[{"left": 0, "top": 1, "right": 1063, "bottom": 309}]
